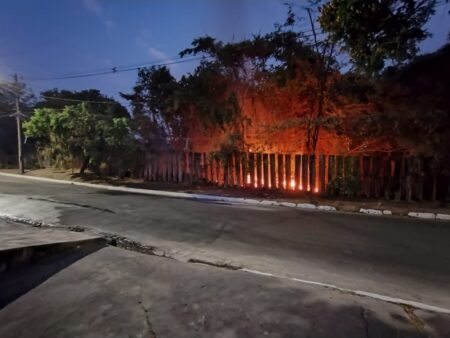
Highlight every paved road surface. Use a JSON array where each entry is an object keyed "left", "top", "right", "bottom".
[
  {"left": 1, "top": 220, "right": 449, "bottom": 338},
  {"left": 0, "top": 175, "right": 449, "bottom": 311}
]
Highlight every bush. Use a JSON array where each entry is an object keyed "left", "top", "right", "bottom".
[{"left": 326, "top": 175, "right": 360, "bottom": 197}]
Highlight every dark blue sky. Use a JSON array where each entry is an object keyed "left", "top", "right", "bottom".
[{"left": 0, "top": 0, "right": 449, "bottom": 102}]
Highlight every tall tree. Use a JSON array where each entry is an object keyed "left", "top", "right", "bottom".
[
  {"left": 121, "top": 66, "right": 178, "bottom": 150},
  {"left": 318, "top": 0, "right": 437, "bottom": 74}
]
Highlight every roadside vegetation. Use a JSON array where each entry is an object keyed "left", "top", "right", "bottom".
[{"left": 0, "top": 0, "right": 448, "bottom": 194}]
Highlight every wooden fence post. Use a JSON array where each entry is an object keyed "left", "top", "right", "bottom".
[
  {"left": 212, "top": 155, "right": 218, "bottom": 184},
  {"left": 163, "top": 154, "right": 167, "bottom": 182},
  {"left": 270, "top": 154, "right": 276, "bottom": 189},
  {"left": 309, "top": 155, "right": 315, "bottom": 192},
  {"left": 249, "top": 153, "right": 255, "bottom": 188},
  {"left": 393, "top": 156, "right": 402, "bottom": 201},
  {"left": 319, "top": 155, "right": 326, "bottom": 194},
  {"left": 301, "top": 154, "right": 308, "bottom": 191},
  {"left": 415, "top": 157, "right": 424, "bottom": 201},
  {"left": 328, "top": 155, "right": 335, "bottom": 187},
  {"left": 200, "top": 153, "right": 206, "bottom": 181},
  {"left": 242, "top": 153, "right": 248, "bottom": 187},
  {"left": 384, "top": 157, "right": 393, "bottom": 200},
  {"left": 372, "top": 157, "right": 381, "bottom": 198},
  {"left": 256, "top": 153, "right": 262, "bottom": 188},
  {"left": 405, "top": 156, "right": 413, "bottom": 202},
  {"left": 278, "top": 154, "right": 284, "bottom": 189},
  {"left": 234, "top": 153, "right": 241, "bottom": 187},
  {"left": 295, "top": 155, "right": 301, "bottom": 191},
  {"left": 285, "top": 154, "right": 291, "bottom": 189},
  {"left": 263, "top": 153, "right": 269, "bottom": 188}
]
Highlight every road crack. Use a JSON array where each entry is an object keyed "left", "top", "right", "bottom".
[
  {"left": 402, "top": 305, "right": 426, "bottom": 333},
  {"left": 360, "top": 307, "right": 370, "bottom": 338},
  {"left": 138, "top": 300, "right": 157, "bottom": 338},
  {"left": 187, "top": 258, "right": 240, "bottom": 270},
  {"left": 100, "top": 232, "right": 172, "bottom": 258},
  {"left": 27, "top": 197, "right": 115, "bottom": 213}
]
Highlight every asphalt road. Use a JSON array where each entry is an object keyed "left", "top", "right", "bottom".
[
  {"left": 1, "top": 175, "right": 449, "bottom": 310},
  {"left": 2, "top": 227, "right": 448, "bottom": 338}
]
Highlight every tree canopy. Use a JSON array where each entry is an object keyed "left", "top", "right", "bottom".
[
  {"left": 319, "top": 0, "right": 437, "bottom": 74},
  {"left": 24, "top": 102, "right": 136, "bottom": 175},
  {"left": 36, "top": 88, "right": 129, "bottom": 118}
]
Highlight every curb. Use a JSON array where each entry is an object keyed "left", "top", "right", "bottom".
[
  {"left": 0, "top": 172, "right": 449, "bottom": 221},
  {"left": 0, "top": 172, "right": 337, "bottom": 213},
  {"left": 358, "top": 208, "right": 450, "bottom": 221}
]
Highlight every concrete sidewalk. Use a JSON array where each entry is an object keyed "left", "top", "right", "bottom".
[
  {"left": 0, "top": 224, "right": 449, "bottom": 337},
  {"left": 0, "top": 219, "right": 103, "bottom": 272},
  {"left": 0, "top": 220, "right": 102, "bottom": 251}
]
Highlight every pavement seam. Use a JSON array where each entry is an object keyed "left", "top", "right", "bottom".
[{"left": 3, "top": 214, "right": 450, "bottom": 317}]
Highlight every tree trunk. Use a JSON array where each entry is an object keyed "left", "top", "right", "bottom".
[{"left": 80, "top": 156, "right": 90, "bottom": 175}]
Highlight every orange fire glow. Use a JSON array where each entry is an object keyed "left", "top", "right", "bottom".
[{"left": 290, "top": 178, "right": 296, "bottom": 190}]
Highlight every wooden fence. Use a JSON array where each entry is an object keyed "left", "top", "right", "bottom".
[{"left": 137, "top": 151, "right": 449, "bottom": 201}]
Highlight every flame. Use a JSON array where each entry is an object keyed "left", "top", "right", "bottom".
[
  {"left": 299, "top": 185, "right": 303, "bottom": 190},
  {"left": 246, "top": 173, "right": 251, "bottom": 185},
  {"left": 314, "top": 187, "right": 319, "bottom": 193}
]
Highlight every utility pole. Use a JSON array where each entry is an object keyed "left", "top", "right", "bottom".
[{"left": 14, "top": 74, "right": 24, "bottom": 174}]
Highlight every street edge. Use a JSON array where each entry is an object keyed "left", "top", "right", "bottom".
[
  {"left": 1, "top": 172, "right": 449, "bottom": 221},
  {"left": 241, "top": 268, "right": 450, "bottom": 315}
]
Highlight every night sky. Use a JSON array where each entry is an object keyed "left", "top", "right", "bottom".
[{"left": 1, "top": 0, "right": 449, "bottom": 102}]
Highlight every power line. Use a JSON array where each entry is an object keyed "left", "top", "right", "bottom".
[
  {"left": 22, "top": 32, "right": 328, "bottom": 83},
  {"left": 26, "top": 56, "right": 210, "bottom": 82},
  {"left": 39, "top": 95, "right": 118, "bottom": 105}
]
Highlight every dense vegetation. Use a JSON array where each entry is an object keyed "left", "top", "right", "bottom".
[
  {"left": 23, "top": 90, "right": 137, "bottom": 175},
  {"left": 0, "top": 0, "right": 448, "bottom": 178}
]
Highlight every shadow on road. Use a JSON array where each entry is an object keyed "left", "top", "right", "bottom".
[{"left": 0, "top": 240, "right": 105, "bottom": 310}]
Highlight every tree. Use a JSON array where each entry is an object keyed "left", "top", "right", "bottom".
[
  {"left": 318, "top": 0, "right": 436, "bottom": 74},
  {"left": 375, "top": 44, "right": 450, "bottom": 161},
  {"left": 24, "top": 103, "right": 136, "bottom": 175},
  {"left": 257, "top": 4, "right": 340, "bottom": 154},
  {"left": 121, "top": 66, "right": 179, "bottom": 150},
  {"left": 36, "top": 89, "right": 129, "bottom": 118},
  {"left": 177, "top": 5, "right": 345, "bottom": 155},
  {"left": 173, "top": 61, "right": 240, "bottom": 129}
]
